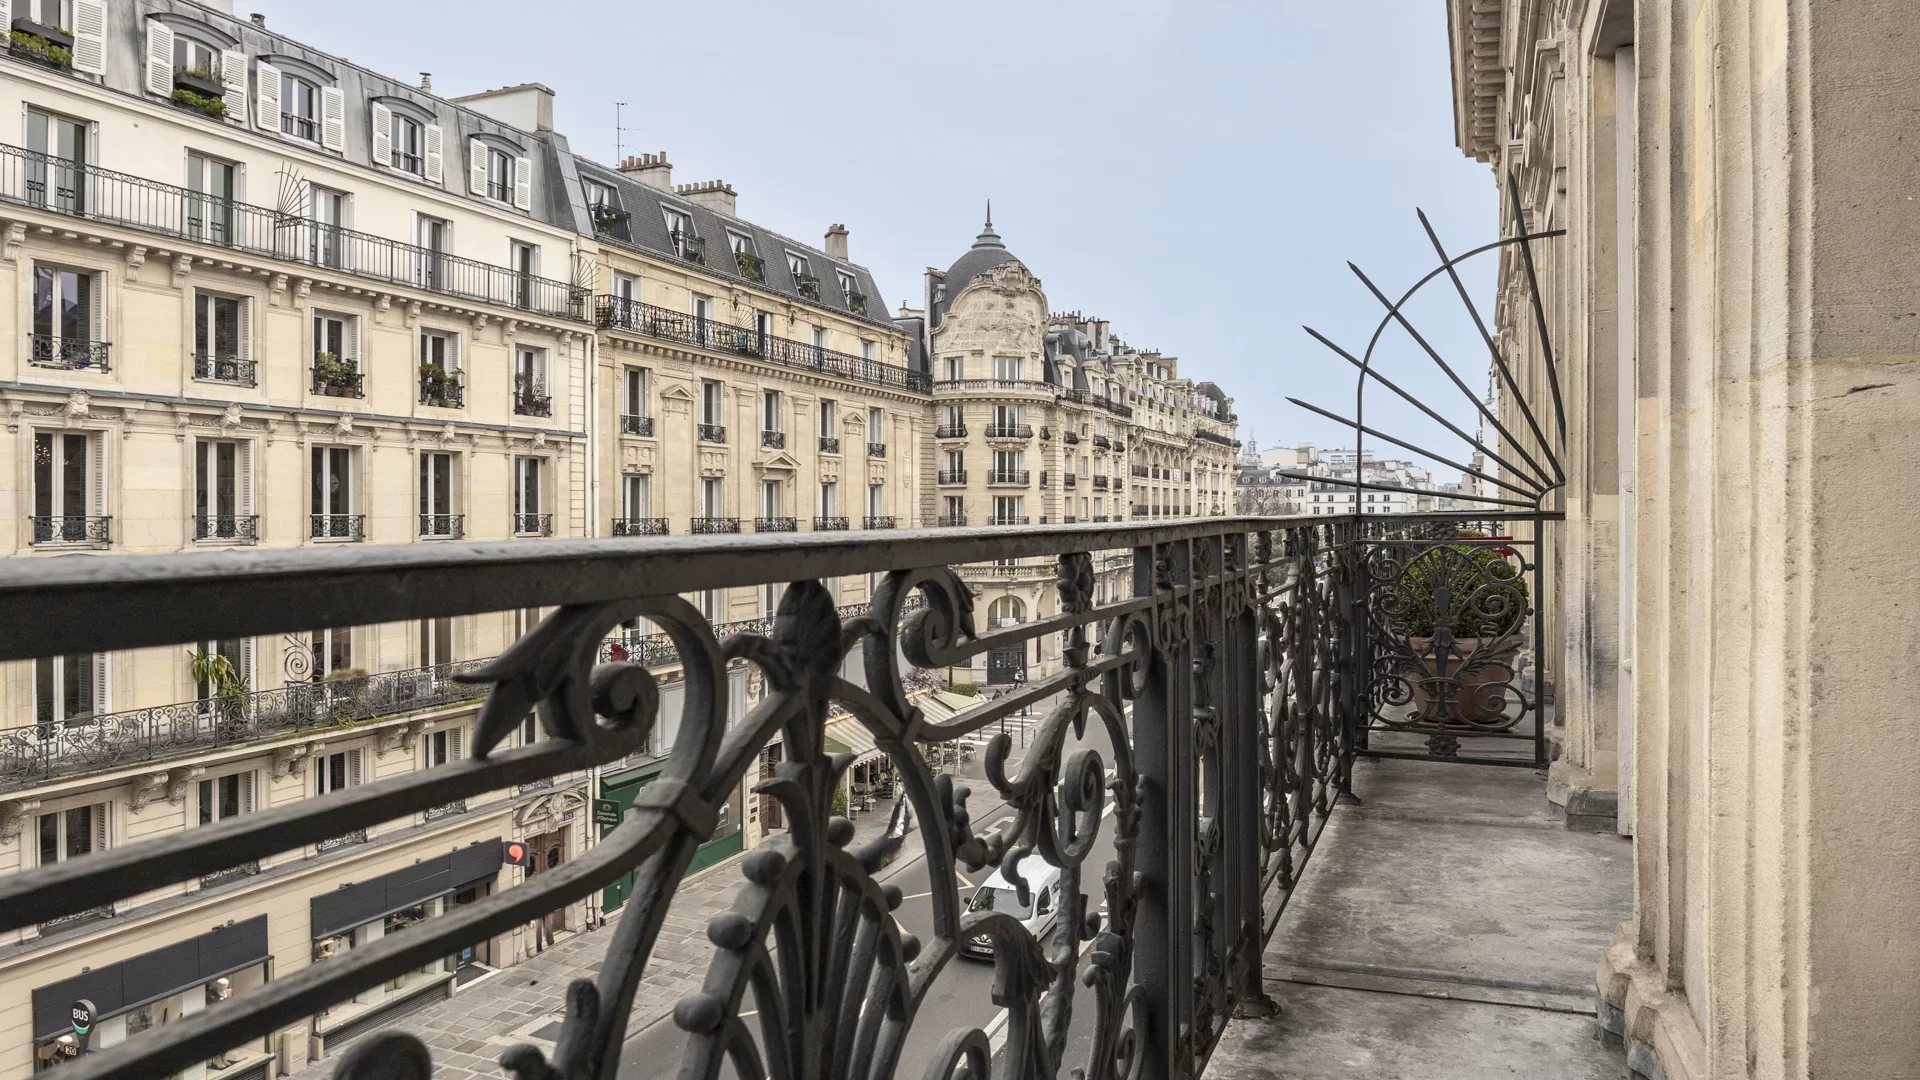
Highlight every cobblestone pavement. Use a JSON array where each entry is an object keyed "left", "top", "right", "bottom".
[{"left": 290, "top": 769, "right": 1013, "bottom": 1080}]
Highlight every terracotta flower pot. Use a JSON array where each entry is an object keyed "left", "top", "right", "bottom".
[{"left": 1402, "top": 636, "right": 1522, "bottom": 724}]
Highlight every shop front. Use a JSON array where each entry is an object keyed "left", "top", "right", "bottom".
[
  {"left": 31, "top": 916, "right": 271, "bottom": 1077},
  {"left": 307, "top": 839, "right": 502, "bottom": 1056},
  {"left": 598, "top": 760, "right": 742, "bottom": 912}
]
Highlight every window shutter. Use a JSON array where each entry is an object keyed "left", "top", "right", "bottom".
[
  {"left": 240, "top": 771, "right": 254, "bottom": 814},
  {"left": 71, "top": 0, "right": 106, "bottom": 74},
  {"left": 89, "top": 270, "right": 104, "bottom": 339},
  {"left": 220, "top": 49, "right": 248, "bottom": 118},
  {"left": 319, "top": 86, "right": 345, "bottom": 151},
  {"left": 255, "top": 60, "right": 281, "bottom": 133},
  {"left": 448, "top": 332, "right": 461, "bottom": 374},
  {"left": 449, "top": 726, "right": 462, "bottom": 761},
  {"left": 92, "top": 654, "right": 109, "bottom": 714},
  {"left": 94, "top": 803, "right": 109, "bottom": 853},
  {"left": 237, "top": 297, "right": 252, "bottom": 362},
  {"left": 344, "top": 314, "right": 360, "bottom": 361},
  {"left": 144, "top": 21, "right": 174, "bottom": 97},
  {"left": 238, "top": 635, "right": 254, "bottom": 689},
  {"left": 348, "top": 748, "right": 363, "bottom": 787},
  {"left": 90, "top": 435, "right": 105, "bottom": 520},
  {"left": 512, "top": 156, "right": 531, "bottom": 211},
  {"left": 467, "top": 139, "right": 487, "bottom": 195},
  {"left": 370, "top": 103, "right": 391, "bottom": 167},
  {"left": 423, "top": 124, "right": 444, "bottom": 184},
  {"left": 238, "top": 439, "right": 253, "bottom": 514}
]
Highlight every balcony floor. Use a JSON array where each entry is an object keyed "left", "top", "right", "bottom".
[{"left": 1211, "top": 756, "right": 1631, "bottom": 1080}]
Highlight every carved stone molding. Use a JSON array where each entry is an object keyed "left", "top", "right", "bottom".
[
  {"left": 0, "top": 799, "right": 41, "bottom": 842},
  {"left": 621, "top": 444, "right": 656, "bottom": 470},
  {"left": 172, "top": 253, "right": 193, "bottom": 284},
  {"left": 698, "top": 449, "right": 728, "bottom": 477},
  {"left": 125, "top": 245, "right": 148, "bottom": 274},
  {"left": 377, "top": 718, "right": 428, "bottom": 759},
  {"left": 130, "top": 772, "right": 171, "bottom": 812},
  {"left": 2, "top": 222, "right": 24, "bottom": 262},
  {"left": 273, "top": 741, "right": 318, "bottom": 779}
]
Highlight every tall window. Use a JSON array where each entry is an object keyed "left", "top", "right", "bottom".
[
  {"left": 314, "top": 749, "right": 361, "bottom": 796},
  {"left": 514, "top": 346, "right": 547, "bottom": 411},
  {"left": 311, "top": 446, "right": 353, "bottom": 537},
  {"left": 425, "top": 727, "right": 462, "bottom": 768},
  {"left": 612, "top": 272, "right": 638, "bottom": 306},
  {"left": 811, "top": 326, "right": 830, "bottom": 352},
  {"left": 993, "top": 449, "right": 1024, "bottom": 476},
  {"left": 313, "top": 311, "right": 355, "bottom": 365},
  {"left": 38, "top": 806, "right": 102, "bottom": 868},
  {"left": 281, "top": 73, "right": 319, "bottom": 140},
  {"left": 185, "top": 152, "right": 235, "bottom": 245},
  {"left": 420, "top": 617, "right": 453, "bottom": 668},
  {"left": 420, "top": 451, "right": 455, "bottom": 536},
  {"left": 664, "top": 209, "right": 695, "bottom": 256},
  {"left": 700, "top": 380, "right": 724, "bottom": 426},
  {"left": 818, "top": 398, "right": 836, "bottom": 435},
  {"left": 34, "top": 654, "right": 100, "bottom": 725},
  {"left": 416, "top": 215, "right": 450, "bottom": 290},
  {"left": 760, "top": 480, "right": 782, "bottom": 518},
  {"left": 700, "top": 477, "right": 725, "bottom": 518},
  {"left": 198, "top": 772, "right": 252, "bottom": 826},
  {"left": 867, "top": 407, "right": 884, "bottom": 444},
  {"left": 195, "top": 439, "right": 250, "bottom": 539},
  {"left": 622, "top": 474, "right": 651, "bottom": 518},
  {"left": 486, "top": 147, "right": 513, "bottom": 202},
  {"left": 513, "top": 458, "right": 544, "bottom": 533},
  {"left": 993, "top": 356, "right": 1022, "bottom": 381},
  {"left": 868, "top": 484, "right": 885, "bottom": 519},
  {"left": 993, "top": 495, "right": 1025, "bottom": 524},
  {"left": 943, "top": 405, "right": 964, "bottom": 430},
  {"left": 819, "top": 482, "right": 838, "bottom": 517},
  {"left": 624, "top": 367, "right": 650, "bottom": 420},
  {"left": 762, "top": 390, "right": 782, "bottom": 434},
  {"left": 943, "top": 357, "right": 963, "bottom": 381},
  {"left": 194, "top": 292, "right": 247, "bottom": 379},
  {"left": 944, "top": 495, "right": 965, "bottom": 520},
  {"left": 419, "top": 329, "right": 460, "bottom": 406},
  {"left": 308, "top": 627, "right": 351, "bottom": 679},
  {"left": 510, "top": 241, "right": 537, "bottom": 309},
  {"left": 194, "top": 638, "right": 248, "bottom": 700},
  {"left": 25, "top": 108, "right": 87, "bottom": 215},
  {"left": 32, "top": 431, "right": 98, "bottom": 543},
  {"left": 390, "top": 113, "right": 424, "bottom": 174},
  {"left": 993, "top": 404, "right": 1023, "bottom": 429},
  {"left": 945, "top": 448, "right": 965, "bottom": 474},
  {"left": 30, "top": 264, "right": 98, "bottom": 357}
]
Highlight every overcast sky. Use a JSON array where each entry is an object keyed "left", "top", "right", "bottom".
[{"left": 252, "top": 0, "right": 1503, "bottom": 473}]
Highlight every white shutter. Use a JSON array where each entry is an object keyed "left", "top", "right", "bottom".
[
  {"left": 347, "top": 748, "right": 363, "bottom": 787},
  {"left": 220, "top": 49, "right": 248, "bottom": 118},
  {"left": 89, "top": 270, "right": 104, "bottom": 340},
  {"left": 145, "top": 21, "right": 175, "bottom": 97},
  {"left": 70, "top": 0, "right": 106, "bottom": 75},
  {"left": 423, "top": 124, "right": 444, "bottom": 183},
  {"left": 468, "top": 139, "right": 487, "bottom": 195},
  {"left": 319, "top": 86, "right": 345, "bottom": 152},
  {"left": 93, "top": 802, "right": 109, "bottom": 853},
  {"left": 238, "top": 636, "right": 254, "bottom": 689},
  {"left": 343, "top": 315, "right": 360, "bottom": 361},
  {"left": 237, "top": 297, "right": 252, "bottom": 362},
  {"left": 239, "top": 771, "right": 254, "bottom": 814},
  {"left": 90, "top": 434, "right": 106, "bottom": 520},
  {"left": 255, "top": 60, "right": 281, "bottom": 133},
  {"left": 512, "top": 156, "right": 531, "bottom": 210},
  {"left": 448, "top": 332, "right": 461, "bottom": 375},
  {"left": 93, "top": 655, "right": 109, "bottom": 715},
  {"left": 370, "top": 103, "right": 392, "bottom": 167},
  {"left": 237, "top": 440, "right": 253, "bottom": 515},
  {"left": 448, "top": 726, "right": 462, "bottom": 761}
]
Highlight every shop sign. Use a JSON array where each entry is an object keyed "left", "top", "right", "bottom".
[
  {"left": 592, "top": 798, "right": 624, "bottom": 833},
  {"left": 69, "top": 998, "right": 95, "bottom": 1047}
]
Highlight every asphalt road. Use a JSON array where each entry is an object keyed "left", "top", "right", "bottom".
[{"left": 617, "top": 709, "right": 1127, "bottom": 1079}]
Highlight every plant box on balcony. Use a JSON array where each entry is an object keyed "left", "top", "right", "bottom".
[{"left": 173, "top": 68, "right": 226, "bottom": 97}]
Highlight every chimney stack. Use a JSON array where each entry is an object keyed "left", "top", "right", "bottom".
[
  {"left": 619, "top": 152, "right": 672, "bottom": 191},
  {"left": 824, "top": 224, "right": 849, "bottom": 260},
  {"left": 676, "top": 180, "right": 736, "bottom": 217},
  {"left": 249, "top": 13, "right": 265, "bottom": 27}
]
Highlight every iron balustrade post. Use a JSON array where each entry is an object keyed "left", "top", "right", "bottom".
[
  {"left": 1220, "top": 532, "right": 1274, "bottom": 1017},
  {"left": 1131, "top": 538, "right": 1181, "bottom": 1080}
]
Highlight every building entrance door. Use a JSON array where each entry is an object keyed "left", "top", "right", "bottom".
[{"left": 527, "top": 829, "right": 567, "bottom": 934}]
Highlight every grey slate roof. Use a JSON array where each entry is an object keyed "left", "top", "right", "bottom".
[
  {"left": 570, "top": 157, "right": 893, "bottom": 331},
  {"left": 931, "top": 217, "right": 1024, "bottom": 330}
]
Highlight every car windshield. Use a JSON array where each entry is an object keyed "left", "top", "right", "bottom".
[{"left": 966, "top": 885, "right": 1033, "bottom": 919}]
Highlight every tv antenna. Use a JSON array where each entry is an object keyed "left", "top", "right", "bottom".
[{"left": 614, "top": 102, "right": 642, "bottom": 163}]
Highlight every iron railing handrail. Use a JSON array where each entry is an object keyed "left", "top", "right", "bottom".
[
  {"left": 593, "top": 295, "right": 932, "bottom": 394},
  {"left": 0, "top": 141, "right": 586, "bottom": 320}
]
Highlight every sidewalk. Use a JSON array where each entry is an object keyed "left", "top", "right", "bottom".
[
  {"left": 288, "top": 765, "right": 1010, "bottom": 1080},
  {"left": 1209, "top": 756, "right": 1632, "bottom": 1079}
]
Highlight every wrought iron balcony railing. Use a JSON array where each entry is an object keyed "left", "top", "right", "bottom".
[
  {"left": 761, "top": 429, "right": 786, "bottom": 449},
  {"left": 987, "top": 515, "right": 1030, "bottom": 525},
  {"left": 30, "top": 515, "right": 110, "bottom": 545},
  {"left": 621, "top": 413, "right": 654, "bottom": 437},
  {"left": 514, "top": 513, "right": 553, "bottom": 537},
  {"left": 420, "top": 513, "right": 464, "bottom": 539},
  {"left": 593, "top": 296, "right": 932, "bottom": 394},
  {"left": 514, "top": 392, "right": 553, "bottom": 418},
  {"left": 818, "top": 436, "right": 841, "bottom": 454},
  {"left": 691, "top": 516, "right": 739, "bottom": 534},
  {"left": 1094, "top": 476, "right": 1112, "bottom": 490},
  {"left": 193, "top": 352, "right": 255, "bottom": 387},
  {"left": 194, "top": 514, "right": 258, "bottom": 543},
  {"left": 983, "top": 423, "right": 1034, "bottom": 439},
  {"left": 29, "top": 333, "right": 109, "bottom": 372},
  {"left": 0, "top": 512, "right": 1558, "bottom": 1080},
  {"left": 698, "top": 423, "right": 726, "bottom": 443},
  {"left": 867, "top": 442, "right": 886, "bottom": 457},
  {"left": 312, "top": 358, "right": 363, "bottom": 398},
  {"left": 935, "top": 424, "right": 967, "bottom": 439},
  {"left": 813, "top": 516, "right": 849, "bottom": 531},
  {"left": 1094, "top": 434, "right": 1113, "bottom": 449},
  {"left": 1064, "top": 473, "right": 1078, "bottom": 488},
  {"left": 0, "top": 142, "right": 587, "bottom": 320},
  {"left": 987, "top": 470, "right": 1031, "bottom": 486},
  {"left": 420, "top": 376, "right": 464, "bottom": 409},
  {"left": 611, "top": 517, "right": 669, "bottom": 536},
  {"left": 937, "top": 469, "right": 967, "bottom": 485},
  {"left": 309, "top": 513, "right": 365, "bottom": 541},
  {"left": 754, "top": 517, "right": 797, "bottom": 533},
  {"left": 863, "top": 515, "right": 895, "bottom": 529},
  {"left": 932, "top": 513, "right": 968, "bottom": 527}
]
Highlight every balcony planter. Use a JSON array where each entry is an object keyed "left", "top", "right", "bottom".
[
  {"left": 735, "top": 251, "right": 764, "bottom": 282},
  {"left": 174, "top": 67, "right": 226, "bottom": 97},
  {"left": 9, "top": 26, "right": 72, "bottom": 67},
  {"left": 170, "top": 87, "right": 228, "bottom": 119},
  {"left": 1385, "top": 544, "right": 1529, "bottom": 725},
  {"left": 312, "top": 353, "right": 361, "bottom": 397}
]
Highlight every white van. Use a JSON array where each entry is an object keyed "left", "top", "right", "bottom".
[{"left": 960, "top": 862, "right": 1062, "bottom": 959}]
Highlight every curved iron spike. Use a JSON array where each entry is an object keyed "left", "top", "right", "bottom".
[{"left": 1286, "top": 397, "right": 1544, "bottom": 500}]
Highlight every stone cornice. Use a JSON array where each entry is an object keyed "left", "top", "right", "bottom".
[{"left": 598, "top": 332, "right": 930, "bottom": 407}]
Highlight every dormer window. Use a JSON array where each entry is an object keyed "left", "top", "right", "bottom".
[
  {"left": 836, "top": 271, "right": 866, "bottom": 314},
  {"left": 175, "top": 35, "right": 219, "bottom": 81},
  {"left": 280, "top": 72, "right": 318, "bottom": 140},
  {"left": 664, "top": 208, "right": 702, "bottom": 263},
  {"left": 729, "top": 233, "right": 762, "bottom": 281},
  {"left": 788, "top": 253, "right": 819, "bottom": 300}
]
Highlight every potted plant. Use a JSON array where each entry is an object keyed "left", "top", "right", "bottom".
[
  {"left": 9, "top": 28, "right": 72, "bottom": 67},
  {"left": 174, "top": 65, "right": 226, "bottom": 97},
  {"left": 419, "top": 362, "right": 461, "bottom": 404},
  {"left": 313, "top": 351, "right": 357, "bottom": 388},
  {"left": 189, "top": 648, "right": 248, "bottom": 727},
  {"left": 1383, "top": 543, "right": 1530, "bottom": 725},
  {"left": 170, "top": 87, "right": 228, "bottom": 118}
]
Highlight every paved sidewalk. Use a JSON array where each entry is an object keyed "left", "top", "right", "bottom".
[
  {"left": 290, "top": 767, "right": 1009, "bottom": 1080},
  {"left": 1209, "top": 756, "right": 1633, "bottom": 1079}
]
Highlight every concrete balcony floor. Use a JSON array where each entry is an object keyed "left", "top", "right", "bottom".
[{"left": 1212, "top": 755, "right": 1632, "bottom": 1080}]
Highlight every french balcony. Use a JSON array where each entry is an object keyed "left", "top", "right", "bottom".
[
  {"left": 309, "top": 513, "right": 365, "bottom": 541},
  {"left": 622, "top": 413, "right": 655, "bottom": 437},
  {"left": 819, "top": 436, "right": 841, "bottom": 454},
  {"left": 592, "top": 295, "right": 931, "bottom": 393},
  {"left": 194, "top": 514, "right": 258, "bottom": 544},
  {"left": 1063, "top": 431, "right": 1081, "bottom": 445},
  {"left": 29, "top": 515, "right": 110, "bottom": 546},
  {"left": 611, "top": 517, "right": 669, "bottom": 536},
  {"left": 987, "top": 514, "right": 1030, "bottom": 525},
  {"left": 419, "top": 373, "right": 464, "bottom": 409},
  {"left": 419, "top": 513, "right": 464, "bottom": 540},
  {"left": 937, "top": 469, "right": 968, "bottom": 485},
  {"left": 933, "top": 378, "right": 1059, "bottom": 403},
  {"left": 698, "top": 423, "right": 727, "bottom": 444},
  {"left": 987, "top": 470, "right": 1031, "bottom": 486},
  {"left": 983, "top": 423, "right": 1033, "bottom": 440},
  {"left": 312, "top": 356, "right": 363, "bottom": 398},
  {"left": 1064, "top": 473, "right": 1078, "bottom": 488},
  {"left": 513, "top": 390, "right": 553, "bottom": 417},
  {"left": 935, "top": 424, "right": 968, "bottom": 439},
  {"left": 761, "top": 430, "right": 786, "bottom": 449},
  {"left": 28, "top": 333, "right": 109, "bottom": 373},
  {"left": 690, "top": 516, "right": 740, "bottom": 534},
  {"left": 192, "top": 352, "right": 256, "bottom": 387},
  {"left": 513, "top": 513, "right": 553, "bottom": 537},
  {"left": 867, "top": 442, "right": 886, "bottom": 458},
  {"left": 1093, "top": 434, "right": 1112, "bottom": 449},
  {"left": 931, "top": 513, "right": 968, "bottom": 527},
  {"left": 754, "top": 517, "right": 797, "bottom": 533},
  {"left": 813, "top": 516, "right": 849, "bottom": 531},
  {"left": 862, "top": 516, "right": 895, "bottom": 529},
  {"left": 1094, "top": 476, "right": 1111, "bottom": 490}
]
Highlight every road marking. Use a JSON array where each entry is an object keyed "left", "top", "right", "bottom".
[{"left": 902, "top": 891, "right": 933, "bottom": 900}]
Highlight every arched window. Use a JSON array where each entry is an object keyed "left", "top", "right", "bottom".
[{"left": 988, "top": 596, "right": 1025, "bottom": 628}]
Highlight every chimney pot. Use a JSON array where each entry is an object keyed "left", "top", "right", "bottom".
[
  {"left": 678, "top": 179, "right": 737, "bottom": 216},
  {"left": 250, "top": 12, "right": 265, "bottom": 27},
  {"left": 619, "top": 152, "right": 673, "bottom": 190},
  {"left": 824, "top": 224, "right": 849, "bottom": 260}
]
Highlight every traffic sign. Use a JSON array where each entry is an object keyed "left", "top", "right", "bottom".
[
  {"left": 592, "top": 798, "right": 624, "bottom": 833},
  {"left": 503, "top": 840, "right": 530, "bottom": 866}
]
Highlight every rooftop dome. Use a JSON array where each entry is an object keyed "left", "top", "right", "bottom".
[{"left": 935, "top": 205, "right": 1024, "bottom": 323}]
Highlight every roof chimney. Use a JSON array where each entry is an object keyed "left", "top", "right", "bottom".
[
  {"left": 619, "top": 152, "right": 673, "bottom": 191},
  {"left": 676, "top": 180, "right": 736, "bottom": 217},
  {"left": 824, "top": 224, "right": 849, "bottom": 260},
  {"left": 249, "top": 13, "right": 265, "bottom": 27},
  {"left": 451, "top": 83, "right": 556, "bottom": 133}
]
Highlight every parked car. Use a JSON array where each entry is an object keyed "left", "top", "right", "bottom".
[{"left": 960, "top": 862, "right": 1062, "bottom": 959}]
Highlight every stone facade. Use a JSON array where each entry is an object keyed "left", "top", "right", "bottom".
[{"left": 1446, "top": 0, "right": 1920, "bottom": 1076}]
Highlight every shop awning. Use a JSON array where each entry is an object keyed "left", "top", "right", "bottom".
[
  {"left": 914, "top": 690, "right": 983, "bottom": 724},
  {"left": 823, "top": 715, "right": 884, "bottom": 764}
]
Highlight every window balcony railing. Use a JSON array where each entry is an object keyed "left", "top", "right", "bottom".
[
  {"left": 698, "top": 423, "right": 727, "bottom": 444},
  {"left": 1132, "top": 465, "right": 1150, "bottom": 478},
  {"left": 419, "top": 514, "right": 464, "bottom": 539},
  {"left": 934, "top": 378, "right": 1057, "bottom": 397},
  {"left": 192, "top": 352, "right": 255, "bottom": 387},
  {"left": 984, "top": 424, "right": 1033, "bottom": 440},
  {"left": 755, "top": 517, "right": 797, "bottom": 533},
  {"left": 937, "top": 470, "right": 968, "bottom": 485},
  {"left": 935, "top": 424, "right": 967, "bottom": 439},
  {"left": 622, "top": 413, "right": 654, "bottom": 437},
  {"left": 194, "top": 515, "right": 258, "bottom": 544},
  {"left": 863, "top": 516, "right": 895, "bottom": 529},
  {"left": 310, "top": 514, "right": 365, "bottom": 541},
  {"left": 592, "top": 296, "right": 931, "bottom": 394},
  {"left": 514, "top": 513, "right": 553, "bottom": 537},
  {"left": 514, "top": 391, "right": 553, "bottom": 417},
  {"left": 761, "top": 430, "right": 786, "bottom": 449},
  {"left": 932, "top": 514, "right": 968, "bottom": 527},
  {"left": 0, "top": 143, "right": 587, "bottom": 320},
  {"left": 819, "top": 436, "right": 841, "bottom": 454},
  {"left": 612, "top": 517, "right": 669, "bottom": 536},
  {"left": 1092, "top": 514, "right": 1110, "bottom": 522},
  {"left": 419, "top": 374, "right": 463, "bottom": 409},
  {"left": 691, "top": 517, "right": 740, "bottom": 534},
  {"left": 988, "top": 515, "right": 1030, "bottom": 525},
  {"left": 312, "top": 357, "right": 363, "bottom": 398},
  {"left": 1094, "top": 476, "right": 1111, "bottom": 490},
  {"left": 1064, "top": 474, "right": 1078, "bottom": 488},
  {"left": 988, "top": 470, "right": 1031, "bottom": 486},
  {"left": 1063, "top": 432, "right": 1081, "bottom": 445},
  {"left": 813, "top": 516, "right": 849, "bottom": 531},
  {"left": 423, "top": 799, "right": 468, "bottom": 822},
  {"left": 29, "top": 333, "right": 109, "bottom": 372},
  {"left": 1093, "top": 434, "right": 1113, "bottom": 449},
  {"left": 867, "top": 442, "right": 886, "bottom": 458},
  {"left": 29, "top": 515, "right": 110, "bottom": 545}
]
